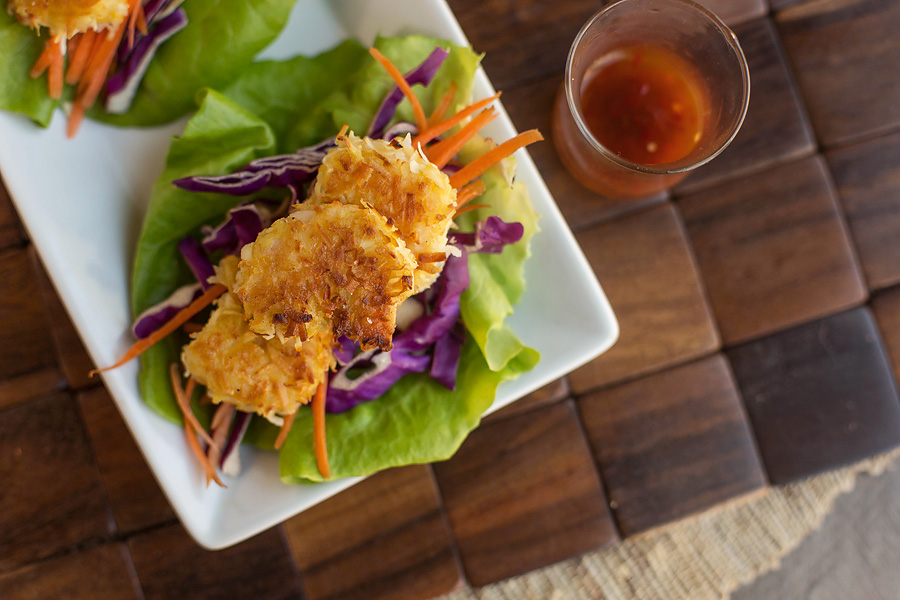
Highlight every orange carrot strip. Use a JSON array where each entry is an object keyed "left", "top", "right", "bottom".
[
  {"left": 425, "top": 107, "right": 498, "bottom": 168},
  {"left": 427, "top": 82, "right": 456, "bottom": 127},
  {"left": 30, "top": 39, "right": 57, "bottom": 78},
  {"left": 136, "top": 5, "right": 148, "bottom": 35},
  {"left": 127, "top": 0, "right": 146, "bottom": 49},
  {"left": 207, "top": 403, "right": 236, "bottom": 470},
  {"left": 77, "top": 24, "right": 125, "bottom": 110},
  {"left": 66, "top": 30, "right": 96, "bottom": 85},
  {"left": 171, "top": 365, "right": 224, "bottom": 487},
  {"left": 170, "top": 364, "right": 218, "bottom": 450},
  {"left": 449, "top": 129, "right": 544, "bottom": 189},
  {"left": 312, "top": 382, "right": 330, "bottom": 479},
  {"left": 66, "top": 101, "right": 87, "bottom": 139},
  {"left": 369, "top": 47, "right": 427, "bottom": 132},
  {"left": 274, "top": 411, "right": 296, "bottom": 450},
  {"left": 90, "top": 284, "right": 226, "bottom": 374},
  {"left": 455, "top": 180, "right": 486, "bottom": 209},
  {"left": 47, "top": 42, "right": 64, "bottom": 99},
  {"left": 412, "top": 92, "right": 501, "bottom": 148},
  {"left": 454, "top": 203, "right": 490, "bottom": 217}
]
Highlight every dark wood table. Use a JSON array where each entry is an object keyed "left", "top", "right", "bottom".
[{"left": 3, "top": 0, "right": 900, "bottom": 598}]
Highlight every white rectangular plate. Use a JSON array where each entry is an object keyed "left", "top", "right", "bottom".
[{"left": 0, "top": 0, "right": 618, "bottom": 549}]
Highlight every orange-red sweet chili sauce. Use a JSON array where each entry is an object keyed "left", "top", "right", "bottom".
[{"left": 580, "top": 44, "right": 709, "bottom": 165}]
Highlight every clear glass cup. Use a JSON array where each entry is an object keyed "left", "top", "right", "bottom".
[{"left": 552, "top": 0, "right": 750, "bottom": 198}]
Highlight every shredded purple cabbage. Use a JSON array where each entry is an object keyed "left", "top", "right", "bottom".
[
  {"left": 172, "top": 137, "right": 335, "bottom": 197},
  {"left": 106, "top": 6, "right": 188, "bottom": 114},
  {"left": 132, "top": 282, "right": 202, "bottom": 339},
  {"left": 219, "top": 412, "right": 251, "bottom": 472},
  {"left": 201, "top": 203, "right": 270, "bottom": 255},
  {"left": 178, "top": 237, "right": 215, "bottom": 290},
  {"left": 366, "top": 47, "right": 449, "bottom": 138}
]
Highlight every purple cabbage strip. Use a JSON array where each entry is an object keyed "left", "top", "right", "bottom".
[
  {"left": 132, "top": 282, "right": 202, "bottom": 339},
  {"left": 173, "top": 137, "right": 335, "bottom": 196},
  {"left": 201, "top": 203, "right": 267, "bottom": 255},
  {"left": 106, "top": 8, "right": 188, "bottom": 114},
  {"left": 178, "top": 236, "right": 216, "bottom": 290},
  {"left": 326, "top": 349, "right": 432, "bottom": 414},
  {"left": 430, "top": 322, "right": 465, "bottom": 390},
  {"left": 333, "top": 335, "right": 358, "bottom": 366},
  {"left": 449, "top": 215, "right": 525, "bottom": 254},
  {"left": 219, "top": 411, "right": 252, "bottom": 470},
  {"left": 366, "top": 46, "right": 449, "bottom": 138},
  {"left": 382, "top": 122, "right": 418, "bottom": 141}
]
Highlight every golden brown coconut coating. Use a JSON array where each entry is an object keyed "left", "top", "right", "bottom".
[
  {"left": 181, "top": 257, "right": 334, "bottom": 419},
  {"left": 234, "top": 201, "right": 416, "bottom": 352},
  {"left": 8, "top": 0, "right": 129, "bottom": 39},
  {"left": 307, "top": 133, "right": 457, "bottom": 293}
]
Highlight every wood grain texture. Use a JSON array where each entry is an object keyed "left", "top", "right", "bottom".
[
  {"left": 728, "top": 307, "right": 900, "bottom": 485},
  {"left": 679, "top": 155, "right": 867, "bottom": 345},
  {"left": 446, "top": 0, "right": 599, "bottom": 90},
  {"left": 0, "top": 391, "right": 113, "bottom": 572},
  {"left": 0, "top": 247, "right": 57, "bottom": 380},
  {"left": 30, "top": 248, "right": 96, "bottom": 389},
  {"left": 827, "top": 130, "right": 900, "bottom": 291},
  {"left": 872, "top": 287, "right": 900, "bottom": 381},
  {"left": 128, "top": 524, "right": 303, "bottom": 600},
  {"left": 0, "top": 179, "right": 23, "bottom": 250},
  {"left": 692, "top": 0, "right": 767, "bottom": 24},
  {"left": 777, "top": 0, "right": 900, "bottom": 147},
  {"left": 433, "top": 401, "right": 618, "bottom": 586},
  {"left": 579, "top": 354, "right": 767, "bottom": 536},
  {"left": 283, "top": 465, "right": 462, "bottom": 600},
  {"left": 568, "top": 203, "right": 720, "bottom": 393},
  {"left": 78, "top": 387, "right": 176, "bottom": 535},
  {"left": 0, "top": 543, "right": 141, "bottom": 600},
  {"left": 484, "top": 376, "right": 569, "bottom": 423},
  {"left": 0, "top": 367, "right": 64, "bottom": 411},
  {"left": 502, "top": 74, "right": 668, "bottom": 231},
  {"left": 674, "top": 18, "right": 816, "bottom": 195}
]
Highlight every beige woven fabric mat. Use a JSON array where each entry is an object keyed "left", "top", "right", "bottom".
[{"left": 441, "top": 449, "right": 900, "bottom": 600}]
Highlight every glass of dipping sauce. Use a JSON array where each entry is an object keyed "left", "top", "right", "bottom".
[{"left": 552, "top": 0, "right": 750, "bottom": 198}]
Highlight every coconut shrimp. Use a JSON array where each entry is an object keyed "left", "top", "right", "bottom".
[
  {"left": 181, "top": 257, "right": 335, "bottom": 419},
  {"left": 234, "top": 200, "right": 417, "bottom": 352},
  {"left": 306, "top": 132, "right": 458, "bottom": 293}
]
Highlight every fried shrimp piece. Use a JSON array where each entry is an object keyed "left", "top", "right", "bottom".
[
  {"left": 181, "top": 257, "right": 334, "bottom": 419},
  {"left": 307, "top": 133, "right": 457, "bottom": 293},
  {"left": 8, "top": 0, "right": 129, "bottom": 39},
  {"left": 234, "top": 201, "right": 416, "bottom": 352}
]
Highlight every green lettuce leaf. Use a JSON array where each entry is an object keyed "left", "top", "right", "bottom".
[
  {"left": 0, "top": 0, "right": 296, "bottom": 127},
  {"left": 132, "top": 36, "right": 539, "bottom": 479}
]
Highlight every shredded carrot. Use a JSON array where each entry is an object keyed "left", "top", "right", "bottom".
[
  {"left": 425, "top": 107, "right": 498, "bottom": 168},
  {"left": 455, "top": 180, "right": 486, "bottom": 209},
  {"left": 171, "top": 365, "right": 224, "bottom": 487},
  {"left": 412, "top": 92, "right": 501, "bottom": 148},
  {"left": 207, "top": 403, "right": 236, "bottom": 470},
  {"left": 30, "top": 39, "right": 57, "bottom": 78},
  {"left": 427, "top": 82, "right": 457, "bottom": 127},
  {"left": 128, "top": 1, "right": 147, "bottom": 48},
  {"left": 47, "top": 41, "right": 64, "bottom": 99},
  {"left": 454, "top": 203, "right": 490, "bottom": 217},
  {"left": 449, "top": 129, "right": 544, "bottom": 189},
  {"left": 77, "top": 24, "right": 125, "bottom": 109},
  {"left": 312, "top": 382, "right": 330, "bottom": 479},
  {"left": 274, "top": 411, "right": 296, "bottom": 450},
  {"left": 337, "top": 123, "right": 349, "bottom": 138},
  {"left": 170, "top": 364, "right": 218, "bottom": 450},
  {"left": 90, "top": 283, "right": 226, "bottom": 375},
  {"left": 369, "top": 47, "right": 427, "bottom": 132},
  {"left": 66, "top": 30, "right": 96, "bottom": 85},
  {"left": 66, "top": 102, "right": 87, "bottom": 139}
]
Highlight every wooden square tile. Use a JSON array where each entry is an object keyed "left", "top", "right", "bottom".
[
  {"left": 446, "top": 0, "right": 599, "bottom": 90},
  {"left": 433, "top": 401, "right": 617, "bottom": 586},
  {"left": 0, "top": 391, "right": 113, "bottom": 571},
  {"left": 0, "top": 543, "right": 140, "bottom": 600},
  {"left": 0, "top": 179, "right": 24, "bottom": 250},
  {"left": 0, "top": 367, "right": 64, "bottom": 412},
  {"left": 872, "top": 287, "right": 900, "bottom": 381},
  {"left": 692, "top": 0, "right": 767, "bottom": 25},
  {"left": 777, "top": 0, "right": 900, "bottom": 147},
  {"left": 568, "top": 203, "right": 720, "bottom": 393},
  {"left": 679, "top": 155, "right": 866, "bottom": 345},
  {"left": 502, "top": 75, "right": 667, "bottom": 231},
  {"left": 579, "top": 354, "right": 766, "bottom": 536},
  {"left": 0, "top": 247, "right": 57, "bottom": 380},
  {"left": 30, "top": 247, "right": 96, "bottom": 389},
  {"left": 78, "top": 387, "right": 175, "bottom": 535},
  {"left": 827, "top": 131, "right": 900, "bottom": 291},
  {"left": 128, "top": 524, "right": 302, "bottom": 600},
  {"left": 484, "top": 377, "right": 570, "bottom": 423},
  {"left": 674, "top": 18, "right": 816, "bottom": 195},
  {"left": 284, "top": 465, "right": 462, "bottom": 600},
  {"left": 728, "top": 307, "right": 900, "bottom": 485}
]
